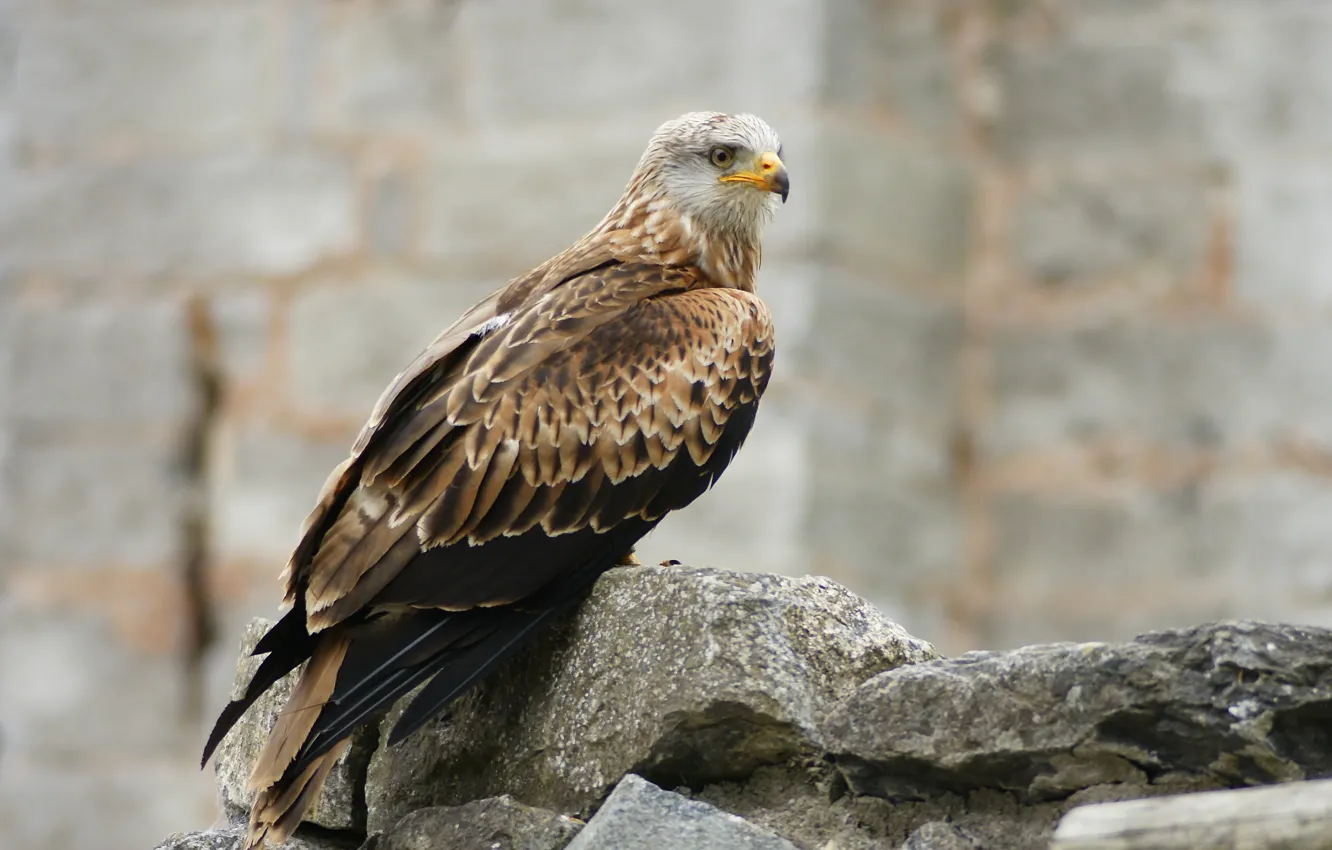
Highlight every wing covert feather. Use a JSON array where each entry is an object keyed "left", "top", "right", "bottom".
[{"left": 292, "top": 262, "right": 773, "bottom": 632}]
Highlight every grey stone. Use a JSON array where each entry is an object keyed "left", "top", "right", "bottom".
[
  {"left": 822, "top": 621, "right": 1332, "bottom": 802},
  {"left": 695, "top": 763, "right": 1088, "bottom": 850},
  {"left": 0, "top": 606, "right": 187, "bottom": 755},
  {"left": 1235, "top": 160, "right": 1332, "bottom": 309},
  {"left": 371, "top": 796, "right": 581, "bottom": 850},
  {"left": 566, "top": 774, "right": 797, "bottom": 850},
  {"left": 724, "top": 0, "right": 827, "bottom": 120},
  {"left": 1, "top": 753, "right": 216, "bottom": 850},
  {"left": 10, "top": 299, "right": 197, "bottom": 430},
  {"left": 823, "top": 1, "right": 960, "bottom": 135},
  {"left": 316, "top": 0, "right": 465, "bottom": 133},
  {"left": 792, "top": 271, "right": 963, "bottom": 426},
  {"left": 694, "top": 766, "right": 904, "bottom": 850},
  {"left": 365, "top": 169, "right": 418, "bottom": 259},
  {"left": 987, "top": 319, "right": 1332, "bottom": 456},
  {"left": 1170, "top": 6, "right": 1332, "bottom": 153},
  {"left": 901, "top": 821, "right": 982, "bottom": 850},
  {"left": 0, "top": 153, "right": 356, "bottom": 280},
  {"left": 366, "top": 565, "right": 937, "bottom": 830},
  {"left": 153, "top": 825, "right": 340, "bottom": 850},
  {"left": 1016, "top": 170, "right": 1213, "bottom": 287},
  {"left": 286, "top": 274, "right": 498, "bottom": 416},
  {"left": 419, "top": 127, "right": 642, "bottom": 278},
  {"left": 1, "top": 283, "right": 14, "bottom": 575},
  {"left": 747, "top": 261, "right": 819, "bottom": 352},
  {"left": 212, "top": 620, "right": 377, "bottom": 833},
  {"left": 209, "top": 426, "right": 351, "bottom": 567},
  {"left": 0, "top": 3, "right": 17, "bottom": 158},
  {"left": 153, "top": 830, "right": 246, "bottom": 850},
  {"left": 12, "top": 4, "right": 276, "bottom": 154},
  {"left": 0, "top": 5, "right": 15, "bottom": 80},
  {"left": 989, "top": 473, "right": 1332, "bottom": 648},
  {"left": 1235, "top": 10, "right": 1332, "bottom": 149},
  {"left": 208, "top": 289, "right": 271, "bottom": 388},
  {"left": 803, "top": 401, "right": 962, "bottom": 624},
  {"left": 788, "top": 273, "right": 964, "bottom": 632},
  {"left": 9, "top": 438, "right": 187, "bottom": 566},
  {"left": 0, "top": 396, "right": 10, "bottom": 572},
  {"left": 454, "top": 1, "right": 810, "bottom": 130},
  {"left": 815, "top": 126, "right": 973, "bottom": 285},
  {"left": 992, "top": 41, "right": 1204, "bottom": 162},
  {"left": 981, "top": 3, "right": 1332, "bottom": 160}
]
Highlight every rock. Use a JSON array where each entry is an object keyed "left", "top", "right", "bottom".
[
  {"left": 696, "top": 764, "right": 1091, "bottom": 850},
  {"left": 151, "top": 826, "right": 341, "bottom": 850},
  {"left": 695, "top": 765, "right": 922, "bottom": 850},
  {"left": 565, "top": 774, "right": 797, "bottom": 850},
  {"left": 901, "top": 821, "right": 982, "bottom": 850},
  {"left": 823, "top": 621, "right": 1332, "bottom": 803},
  {"left": 1048, "top": 778, "right": 1332, "bottom": 850},
  {"left": 369, "top": 796, "right": 582, "bottom": 850},
  {"left": 366, "top": 565, "right": 937, "bottom": 831},
  {"left": 211, "top": 619, "right": 378, "bottom": 832}
]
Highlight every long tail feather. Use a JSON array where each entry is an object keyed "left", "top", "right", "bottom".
[
  {"left": 245, "top": 740, "right": 347, "bottom": 850},
  {"left": 302, "top": 616, "right": 509, "bottom": 756},
  {"left": 246, "top": 636, "right": 349, "bottom": 795},
  {"left": 202, "top": 608, "right": 316, "bottom": 768},
  {"left": 388, "top": 603, "right": 572, "bottom": 745},
  {"left": 238, "top": 523, "right": 656, "bottom": 847}
]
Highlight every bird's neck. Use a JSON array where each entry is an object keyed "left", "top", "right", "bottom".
[
  {"left": 692, "top": 226, "right": 762, "bottom": 294},
  {"left": 599, "top": 184, "right": 763, "bottom": 293}
]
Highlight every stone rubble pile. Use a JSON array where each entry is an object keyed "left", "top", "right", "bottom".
[{"left": 153, "top": 565, "right": 1332, "bottom": 850}]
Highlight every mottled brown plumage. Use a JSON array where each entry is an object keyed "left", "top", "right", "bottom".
[{"left": 202, "top": 112, "right": 788, "bottom": 848}]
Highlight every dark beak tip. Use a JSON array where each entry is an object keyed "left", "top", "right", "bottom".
[{"left": 775, "top": 173, "right": 790, "bottom": 204}]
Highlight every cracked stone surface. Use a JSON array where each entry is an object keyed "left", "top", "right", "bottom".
[
  {"left": 900, "top": 821, "right": 983, "bottom": 850},
  {"left": 152, "top": 826, "right": 341, "bottom": 850},
  {"left": 822, "top": 621, "right": 1332, "bottom": 803},
  {"left": 365, "top": 564, "right": 937, "bottom": 831},
  {"left": 565, "top": 774, "right": 797, "bottom": 850},
  {"left": 365, "top": 795, "right": 581, "bottom": 850}
]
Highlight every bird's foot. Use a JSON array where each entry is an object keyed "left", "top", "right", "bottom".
[
  {"left": 659, "top": 559, "right": 683, "bottom": 567},
  {"left": 616, "top": 550, "right": 643, "bottom": 567}
]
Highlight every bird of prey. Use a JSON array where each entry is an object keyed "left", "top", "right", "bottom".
[{"left": 202, "top": 111, "right": 789, "bottom": 848}]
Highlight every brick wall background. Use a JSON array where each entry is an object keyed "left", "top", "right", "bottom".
[{"left": 4, "top": 1, "right": 1332, "bottom": 847}]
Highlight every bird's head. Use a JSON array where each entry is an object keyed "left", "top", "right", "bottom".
[{"left": 632, "top": 111, "right": 788, "bottom": 239}]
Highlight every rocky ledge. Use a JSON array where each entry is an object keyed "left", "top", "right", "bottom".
[{"left": 154, "top": 565, "right": 1332, "bottom": 850}]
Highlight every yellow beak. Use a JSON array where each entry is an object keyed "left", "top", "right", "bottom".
[{"left": 720, "top": 151, "right": 790, "bottom": 203}]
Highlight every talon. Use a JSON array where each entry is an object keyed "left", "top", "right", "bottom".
[
  {"left": 617, "top": 551, "right": 643, "bottom": 567},
  {"left": 660, "top": 559, "right": 683, "bottom": 567}
]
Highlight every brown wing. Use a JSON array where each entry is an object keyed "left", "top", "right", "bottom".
[
  {"left": 203, "top": 261, "right": 774, "bottom": 847},
  {"left": 294, "top": 262, "right": 774, "bottom": 624},
  {"left": 271, "top": 225, "right": 638, "bottom": 609}
]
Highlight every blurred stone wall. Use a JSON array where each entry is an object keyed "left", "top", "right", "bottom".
[{"left": 3, "top": 1, "right": 1332, "bottom": 848}]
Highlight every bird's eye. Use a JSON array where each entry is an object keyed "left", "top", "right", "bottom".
[{"left": 709, "top": 146, "right": 734, "bottom": 168}]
